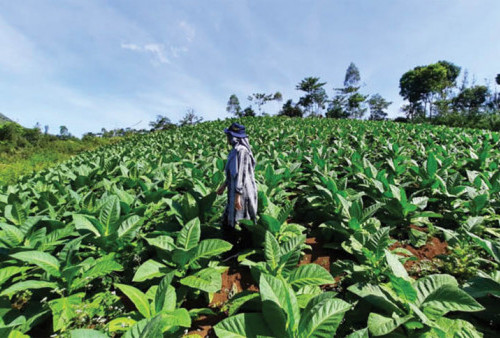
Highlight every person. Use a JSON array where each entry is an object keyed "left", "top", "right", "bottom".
[{"left": 216, "top": 122, "right": 258, "bottom": 249}]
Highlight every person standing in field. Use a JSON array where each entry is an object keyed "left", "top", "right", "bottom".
[{"left": 216, "top": 122, "right": 258, "bottom": 247}]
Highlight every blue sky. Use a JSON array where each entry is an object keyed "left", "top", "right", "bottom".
[{"left": 1, "top": 1, "right": 499, "bottom": 136}]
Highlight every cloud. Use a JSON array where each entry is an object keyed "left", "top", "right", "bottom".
[
  {"left": 179, "top": 20, "right": 195, "bottom": 42},
  {"left": 121, "top": 42, "right": 170, "bottom": 64}
]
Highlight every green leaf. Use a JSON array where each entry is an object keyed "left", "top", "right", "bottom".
[
  {"left": 347, "top": 283, "right": 401, "bottom": 315},
  {"left": 117, "top": 215, "right": 143, "bottom": 242},
  {"left": 4, "top": 203, "right": 27, "bottom": 226},
  {"left": 70, "top": 329, "right": 109, "bottom": 338},
  {"left": 298, "top": 298, "right": 351, "bottom": 338},
  {"left": 287, "top": 264, "right": 335, "bottom": 288},
  {"left": 259, "top": 273, "right": 299, "bottom": 336},
  {"left": 71, "top": 254, "right": 123, "bottom": 290},
  {"left": 8, "top": 330, "right": 30, "bottom": 338},
  {"left": 415, "top": 274, "right": 459, "bottom": 306},
  {"left": 1, "top": 280, "right": 58, "bottom": 297},
  {"left": 261, "top": 214, "right": 282, "bottom": 234},
  {"left": 48, "top": 293, "right": 85, "bottom": 332},
  {"left": 132, "top": 260, "right": 167, "bottom": 283},
  {"left": 0, "top": 267, "right": 29, "bottom": 286},
  {"left": 0, "top": 223, "right": 24, "bottom": 247},
  {"left": 180, "top": 267, "right": 221, "bottom": 293},
  {"left": 385, "top": 250, "right": 409, "bottom": 280},
  {"left": 191, "top": 239, "right": 232, "bottom": 262},
  {"left": 466, "top": 231, "right": 500, "bottom": 263},
  {"left": 432, "top": 317, "right": 483, "bottom": 338},
  {"left": 10, "top": 251, "right": 61, "bottom": 277},
  {"left": 345, "top": 328, "right": 369, "bottom": 338},
  {"left": 421, "top": 284, "right": 484, "bottom": 319},
  {"left": 159, "top": 308, "right": 191, "bottom": 328},
  {"left": 367, "top": 312, "right": 410, "bottom": 336},
  {"left": 144, "top": 235, "right": 175, "bottom": 251},
  {"left": 427, "top": 152, "right": 438, "bottom": 177},
  {"left": 176, "top": 217, "right": 200, "bottom": 250},
  {"left": 115, "top": 283, "right": 151, "bottom": 318},
  {"left": 214, "top": 313, "right": 273, "bottom": 338},
  {"left": 73, "top": 214, "right": 102, "bottom": 237},
  {"left": 389, "top": 275, "right": 417, "bottom": 303},
  {"left": 154, "top": 272, "right": 176, "bottom": 314},
  {"left": 107, "top": 317, "right": 137, "bottom": 333},
  {"left": 99, "top": 196, "right": 121, "bottom": 236},
  {"left": 264, "top": 231, "right": 281, "bottom": 271},
  {"left": 122, "top": 315, "right": 165, "bottom": 338}
]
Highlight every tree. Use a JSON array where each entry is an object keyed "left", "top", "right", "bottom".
[
  {"left": 59, "top": 125, "right": 70, "bottom": 139},
  {"left": 296, "top": 77, "right": 327, "bottom": 116},
  {"left": 453, "top": 85, "right": 489, "bottom": 115},
  {"left": 496, "top": 74, "right": 500, "bottom": 86},
  {"left": 368, "top": 94, "right": 392, "bottom": 120},
  {"left": 399, "top": 60, "right": 460, "bottom": 119},
  {"left": 247, "top": 92, "right": 282, "bottom": 115},
  {"left": 344, "top": 62, "right": 361, "bottom": 89},
  {"left": 331, "top": 63, "right": 368, "bottom": 119},
  {"left": 179, "top": 108, "right": 203, "bottom": 126},
  {"left": 242, "top": 106, "right": 256, "bottom": 117},
  {"left": 44, "top": 125, "right": 49, "bottom": 135},
  {"left": 278, "top": 99, "right": 303, "bottom": 117},
  {"left": 149, "top": 115, "right": 174, "bottom": 131},
  {"left": 226, "top": 94, "right": 242, "bottom": 117},
  {"left": 325, "top": 95, "right": 347, "bottom": 119}
]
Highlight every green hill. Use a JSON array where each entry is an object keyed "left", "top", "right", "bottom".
[
  {"left": 0, "top": 112, "right": 13, "bottom": 124},
  {"left": 0, "top": 117, "right": 498, "bottom": 336}
]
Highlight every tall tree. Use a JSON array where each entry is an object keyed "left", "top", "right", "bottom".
[
  {"left": 179, "top": 108, "right": 203, "bottom": 126},
  {"left": 367, "top": 94, "right": 392, "bottom": 120},
  {"left": 333, "top": 63, "right": 368, "bottom": 119},
  {"left": 59, "top": 125, "right": 69, "bottom": 139},
  {"left": 326, "top": 95, "right": 348, "bottom": 119},
  {"left": 344, "top": 62, "right": 361, "bottom": 89},
  {"left": 496, "top": 74, "right": 500, "bottom": 86},
  {"left": 149, "top": 115, "right": 174, "bottom": 131},
  {"left": 278, "top": 99, "right": 303, "bottom": 117},
  {"left": 453, "top": 85, "right": 489, "bottom": 115},
  {"left": 242, "top": 106, "right": 256, "bottom": 117},
  {"left": 248, "top": 92, "right": 282, "bottom": 115},
  {"left": 296, "top": 77, "right": 327, "bottom": 116},
  {"left": 226, "top": 94, "right": 242, "bottom": 117},
  {"left": 399, "top": 60, "right": 460, "bottom": 119}
]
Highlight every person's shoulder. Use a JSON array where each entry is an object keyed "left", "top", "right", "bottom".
[{"left": 235, "top": 145, "right": 249, "bottom": 154}]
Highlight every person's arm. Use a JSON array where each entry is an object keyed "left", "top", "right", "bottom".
[{"left": 216, "top": 181, "right": 227, "bottom": 195}]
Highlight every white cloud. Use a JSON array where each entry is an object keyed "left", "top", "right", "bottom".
[
  {"left": 179, "top": 20, "right": 195, "bottom": 42},
  {"left": 120, "top": 42, "right": 141, "bottom": 51},
  {"left": 121, "top": 42, "right": 170, "bottom": 64}
]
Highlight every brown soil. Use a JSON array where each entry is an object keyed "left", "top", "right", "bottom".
[
  {"left": 390, "top": 236, "right": 448, "bottom": 271},
  {"left": 186, "top": 314, "right": 225, "bottom": 338},
  {"left": 299, "top": 237, "right": 352, "bottom": 272},
  {"left": 209, "top": 265, "right": 258, "bottom": 307},
  {"left": 185, "top": 265, "right": 258, "bottom": 337}
]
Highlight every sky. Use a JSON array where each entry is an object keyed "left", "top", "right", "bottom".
[{"left": 0, "top": 0, "right": 499, "bottom": 136}]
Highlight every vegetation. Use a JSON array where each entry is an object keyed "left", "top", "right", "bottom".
[
  {"left": 0, "top": 123, "right": 121, "bottom": 186},
  {"left": 0, "top": 117, "right": 498, "bottom": 337}
]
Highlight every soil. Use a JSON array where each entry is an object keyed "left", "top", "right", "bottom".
[
  {"left": 299, "top": 237, "right": 352, "bottom": 272},
  {"left": 185, "top": 264, "right": 258, "bottom": 338},
  {"left": 390, "top": 236, "right": 448, "bottom": 271},
  {"left": 209, "top": 265, "right": 258, "bottom": 307}
]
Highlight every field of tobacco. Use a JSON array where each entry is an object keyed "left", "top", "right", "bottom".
[{"left": 0, "top": 117, "right": 499, "bottom": 337}]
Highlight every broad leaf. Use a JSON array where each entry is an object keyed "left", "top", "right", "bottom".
[
  {"left": 287, "top": 264, "right": 335, "bottom": 288},
  {"left": 180, "top": 267, "right": 221, "bottom": 293},
  {"left": 214, "top": 313, "right": 273, "bottom": 338},
  {"left": 298, "top": 298, "right": 351, "bottom": 338},
  {"left": 10, "top": 251, "right": 61, "bottom": 277},
  {"left": 115, "top": 283, "right": 151, "bottom": 318},
  {"left": 176, "top": 217, "right": 200, "bottom": 250},
  {"left": 132, "top": 260, "right": 167, "bottom": 282}
]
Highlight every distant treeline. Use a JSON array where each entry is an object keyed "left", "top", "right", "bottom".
[{"left": 224, "top": 61, "right": 500, "bottom": 131}]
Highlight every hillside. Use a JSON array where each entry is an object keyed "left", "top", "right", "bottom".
[
  {"left": 0, "top": 117, "right": 498, "bottom": 337},
  {"left": 0, "top": 112, "right": 13, "bottom": 123}
]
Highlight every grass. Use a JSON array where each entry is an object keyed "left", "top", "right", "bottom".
[{"left": 0, "top": 137, "right": 121, "bottom": 185}]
